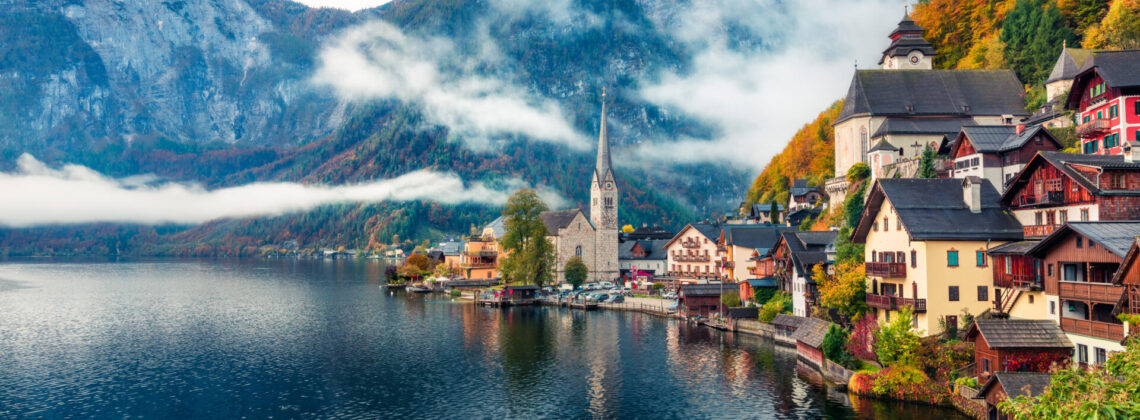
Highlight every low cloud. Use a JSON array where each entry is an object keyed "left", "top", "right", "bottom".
[
  {"left": 0, "top": 154, "right": 564, "bottom": 227},
  {"left": 633, "top": 0, "right": 901, "bottom": 169},
  {"left": 290, "top": 0, "right": 392, "bottom": 12},
  {"left": 311, "top": 21, "right": 589, "bottom": 151}
]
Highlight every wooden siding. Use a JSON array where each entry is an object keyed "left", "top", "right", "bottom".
[
  {"left": 1008, "top": 163, "right": 1095, "bottom": 209},
  {"left": 1001, "top": 132, "right": 1060, "bottom": 165},
  {"left": 974, "top": 330, "right": 999, "bottom": 379},
  {"left": 1098, "top": 194, "right": 1140, "bottom": 221},
  {"left": 1042, "top": 233, "right": 1123, "bottom": 295}
]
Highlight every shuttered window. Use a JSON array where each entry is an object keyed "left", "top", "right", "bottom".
[{"left": 947, "top": 251, "right": 959, "bottom": 267}]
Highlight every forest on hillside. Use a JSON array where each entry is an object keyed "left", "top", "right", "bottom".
[{"left": 744, "top": 0, "right": 1140, "bottom": 210}]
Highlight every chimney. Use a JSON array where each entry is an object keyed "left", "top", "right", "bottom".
[
  {"left": 1125, "top": 141, "right": 1137, "bottom": 163},
  {"left": 963, "top": 177, "right": 982, "bottom": 213},
  {"left": 1015, "top": 124, "right": 1025, "bottom": 134}
]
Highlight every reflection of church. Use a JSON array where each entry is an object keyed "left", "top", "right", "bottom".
[
  {"left": 826, "top": 9, "right": 1029, "bottom": 204},
  {"left": 544, "top": 92, "right": 620, "bottom": 283}
]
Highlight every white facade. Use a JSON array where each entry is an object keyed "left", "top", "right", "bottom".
[{"left": 666, "top": 226, "right": 721, "bottom": 283}]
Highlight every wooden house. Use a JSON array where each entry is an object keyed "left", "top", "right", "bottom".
[
  {"left": 770, "top": 314, "right": 806, "bottom": 346},
  {"left": 949, "top": 125, "right": 1062, "bottom": 192},
  {"left": 677, "top": 283, "right": 737, "bottom": 317},
  {"left": 1111, "top": 237, "right": 1140, "bottom": 324},
  {"left": 791, "top": 317, "right": 831, "bottom": 368},
  {"left": 975, "top": 372, "right": 1053, "bottom": 420},
  {"left": 965, "top": 319, "right": 1072, "bottom": 381}
]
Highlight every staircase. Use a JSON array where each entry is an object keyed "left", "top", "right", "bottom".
[{"left": 996, "top": 289, "right": 1022, "bottom": 315}]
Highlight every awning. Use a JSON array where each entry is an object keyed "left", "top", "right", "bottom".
[{"left": 746, "top": 277, "right": 777, "bottom": 287}]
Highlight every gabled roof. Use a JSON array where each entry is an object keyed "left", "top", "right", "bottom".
[
  {"left": 955, "top": 125, "right": 1061, "bottom": 156},
  {"left": 871, "top": 118, "right": 974, "bottom": 142},
  {"left": 794, "top": 231, "right": 839, "bottom": 247},
  {"left": 749, "top": 203, "right": 785, "bottom": 218},
  {"left": 437, "top": 240, "right": 463, "bottom": 256},
  {"left": 1066, "top": 50, "right": 1140, "bottom": 109},
  {"left": 679, "top": 283, "right": 738, "bottom": 297},
  {"left": 1001, "top": 151, "right": 1140, "bottom": 206},
  {"left": 977, "top": 372, "right": 1053, "bottom": 400},
  {"left": 987, "top": 240, "right": 1040, "bottom": 256},
  {"left": 1046, "top": 47, "right": 1094, "bottom": 84},
  {"left": 619, "top": 239, "right": 669, "bottom": 260},
  {"left": 786, "top": 207, "right": 821, "bottom": 226},
  {"left": 837, "top": 70, "right": 1028, "bottom": 124},
  {"left": 966, "top": 319, "right": 1072, "bottom": 349},
  {"left": 790, "top": 179, "right": 822, "bottom": 197},
  {"left": 853, "top": 178, "right": 1023, "bottom": 243},
  {"left": 485, "top": 216, "right": 506, "bottom": 239},
  {"left": 771, "top": 314, "right": 806, "bottom": 328},
  {"left": 791, "top": 317, "right": 832, "bottom": 348},
  {"left": 1028, "top": 222, "right": 1140, "bottom": 258},
  {"left": 1112, "top": 237, "right": 1140, "bottom": 285},
  {"left": 868, "top": 139, "right": 899, "bottom": 153},
  {"left": 724, "top": 225, "right": 796, "bottom": 250},
  {"left": 540, "top": 209, "right": 587, "bottom": 235}
]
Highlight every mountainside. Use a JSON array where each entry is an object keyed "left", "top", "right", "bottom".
[{"left": 0, "top": 0, "right": 759, "bottom": 256}]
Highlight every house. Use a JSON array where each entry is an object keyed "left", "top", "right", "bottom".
[
  {"left": 540, "top": 209, "right": 597, "bottom": 283},
  {"left": 619, "top": 239, "right": 669, "bottom": 286},
  {"left": 737, "top": 202, "right": 785, "bottom": 225},
  {"left": 665, "top": 223, "right": 723, "bottom": 284},
  {"left": 435, "top": 236, "right": 464, "bottom": 269},
  {"left": 504, "top": 285, "right": 539, "bottom": 305},
  {"left": 1001, "top": 151, "right": 1140, "bottom": 239},
  {"left": 1024, "top": 222, "right": 1140, "bottom": 365},
  {"left": 792, "top": 317, "right": 832, "bottom": 368},
  {"left": 677, "top": 283, "right": 738, "bottom": 317},
  {"left": 829, "top": 10, "right": 1028, "bottom": 204},
  {"left": 773, "top": 230, "right": 838, "bottom": 317},
  {"left": 717, "top": 224, "right": 795, "bottom": 282},
  {"left": 853, "top": 177, "right": 1023, "bottom": 336},
  {"left": 1111, "top": 237, "right": 1140, "bottom": 327},
  {"left": 771, "top": 314, "right": 807, "bottom": 346},
  {"left": 965, "top": 319, "right": 1072, "bottom": 381},
  {"left": 975, "top": 372, "right": 1053, "bottom": 420},
  {"left": 1023, "top": 46, "right": 1095, "bottom": 128},
  {"left": 949, "top": 125, "right": 1063, "bottom": 192},
  {"left": 987, "top": 240, "right": 1049, "bottom": 319},
  {"left": 739, "top": 277, "right": 777, "bottom": 303},
  {"left": 785, "top": 207, "right": 822, "bottom": 228},
  {"left": 462, "top": 217, "right": 505, "bottom": 281},
  {"left": 1064, "top": 50, "right": 1140, "bottom": 155},
  {"left": 787, "top": 179, "right": 824, "bottom": 212}
]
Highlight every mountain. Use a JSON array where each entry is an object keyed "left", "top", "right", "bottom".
[{"left": 0, "top": 0, "right": 754, "bottom": 256}]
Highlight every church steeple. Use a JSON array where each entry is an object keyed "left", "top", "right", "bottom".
[
  {"left": 880, "top": 6, "right": 935, "bottom": 70},
  {"left": 595, "top": 89, "right": 613, "bottom": 181}
]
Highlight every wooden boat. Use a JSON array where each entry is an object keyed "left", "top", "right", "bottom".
[{"left": 407, "top": 285, "right": 432, "bottom": 293}]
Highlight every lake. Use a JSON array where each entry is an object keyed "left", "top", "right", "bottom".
[{"left": 0, "top": 259, "right": 967, "bottom": 419}]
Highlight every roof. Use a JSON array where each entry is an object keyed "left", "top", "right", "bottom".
[
  {"left": 868, "top": 139, "right": 899, "bottom": 153},
  {"left": 618, "top": 239, "right": 669, "bottom": 260},
  {"left": 1028, "top": 222, "right": 1140, "bottom": 258},
  {"left": 724, "top": 225, "right": 795, "bottom": 249},
  {"left": 746, "top": 277, "right": 778, "bottom": 288},
  {"left": 595, "top": 95, "right": 614, "bottom": 183},
  {"left": 967, "top": 319, "right": 1073, "bottom": 349},
  {"left": 679, "top": 283, "right": 738, "bottom": 297},
  {"left": 624, "top": 225, "right": 675, "bottom": 240},
  {"left": 987, "top": 240, "right": 1040, "bottom": 256},
  {"left": 854, "top": 178, "right": 1023, "bottom": 243},
  {"left": 771, "top": 314, "right": 806, "bottom": 328},
  {"left": 790, "top": 179, "right": 822, "bottom": 197},
  {"left": 837, "top": 70, "right": 1028, "bottom": 124},
  {"left": 794, "top": 231, "right": 839, "bottom": 247},
  {"left": 749, "top": 203, "right": 785, "bottom": 217},
  {"left": 1002, "top": 152, "right": 1140, "bottom": 205},
  {"left": 1046, "top": 47, "right": 1094, "bottom": 84},
  {"left": 1066, "top": 50, "right": 1140, "bottom": 108},
  {"left": 880, "top": 12, "right": 935, "bottom": 64},
  {"left": 871, "top": 117, "right": 975, "bottom": 142},
  {"left": 791, "top": 317, "right": 831, "bottom": 348},
  {"left": 485, "top": 216, "right": 506, "bottom": 239},
  {"left": 786, "top": 207, "right": 821, "bottom": 225},
  {"left": 977, "top": 372, "right": 1053, "bottom": 400},
  {"left": 540, "top": 209, "right": 586, "bottom": 234},
  {"left": 957, "top": 125, "right": 1060, "bottom": 155},
  {"left": 506, "top": 285, "right": 540, "bottom": 291}
]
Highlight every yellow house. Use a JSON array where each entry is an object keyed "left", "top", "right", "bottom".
[
  {"left": 853, "top": 177, "right": 1024, "bottom": 336},
  {"left": 461, "top": 216, "right": 507, "bottom": 281}
]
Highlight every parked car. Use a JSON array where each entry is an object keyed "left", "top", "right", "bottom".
[
  {"left": 662, "top": 292, "right": 676, "bottom": 299},
  {"left": 583, "top": 283, "right": 599, "bottom": 290},
  {"left": 600, "top": 281, "right": 615, "bottom": 289},
  {"left": 559, "top": 284, "right": 574, "bottom": 292},
  {"left": 591, "top": 293, "right": 609, "bottom": 302},
  {"left": 607, "top": 295, "right": 624, "bottom": 303},
  {"left": 667, "top": 300, "right": 679, "bottom": 311}
]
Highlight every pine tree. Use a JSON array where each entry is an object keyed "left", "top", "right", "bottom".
[
  {"left": 769, "top": 201, "right": 780, "bottom": 225},
  {"left": 1002, "top": 0, "right": 1078, "bottom": 84},
  {"left": 918, "top": 146, "right": 938, "bottom": 179}
]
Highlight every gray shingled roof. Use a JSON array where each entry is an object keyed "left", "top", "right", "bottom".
[
  {"left": 854, "top": 178, "right": 1023, "bottom": 242},
  {"left": 618, "top": 239, "right": 669, "bottom": 260},
  {"left": 1030, "top": 222, "right": 1140, "bottom": 258},
  {"left": 771, "top": 314, "right": 806, "bottom": 328},
  {"left": 958, "top": 125, "right": 1060, "bottom": 155},
  {"left": 679, "top": 283, "right": 738, "bottom": 297},
  {"left": 791, "top": 317, "right": 832, "bottom": 348},
  {"left": 837, "top": 70, "right": 1028, "bottom": 124},
  {"left": 724, "top": 225, "right": 795, "bottom": 249},
  {"left": 485, "top": 216, "right": 506, "bottom": 239},
  {"left": 690, "top": 223, "right": 722, "bottom": 242},
  {"left": 1046, "top": 48, "right": 1094, "bottom": 84},
  {"left": 540, "top": 209, "right": 585, "bottom": 235},
  {"left": 1002, "top": 152, "right": 1140, "bottom": 205},
  {"left": 978, "top": 372, "right": 1053, "bottom": 400},
  {"left": 869, "top": 139, "right": 899, "bottom": 153},
  {"left": 795, "top": 231, "right": 839, "bottom": 247},
  {"left": 880, "top": 12, "right": 935, "bottom": 63},
  {"left": 790, "top": 179, "right": 822, "bottom": 197},
  {"left": 987, "top": 240, "right": 1040, "bottom": 256},
  {"left": 871, "top": 117, "right": 975, "bottom": 139},
  {"left": 1066, "top": 50, "right": 1140, "bottom": 108},
  {"left": 969, "top": 319, "right": 1073, "bottom": 349},
  {"left": 437, "top": 240, "right": 463, "bottom": 256}
]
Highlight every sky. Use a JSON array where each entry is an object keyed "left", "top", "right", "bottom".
[{"left": 290, "top": 0, "right": 392, "bottom": 11}]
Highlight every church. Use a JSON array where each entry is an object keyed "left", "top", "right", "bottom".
[{"left": 543, "top": 93, "right": 620, "bottom": 283}]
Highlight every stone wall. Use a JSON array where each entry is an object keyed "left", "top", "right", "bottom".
[{"left": 551, "top": 212, "right": 596, "bottom": 283}]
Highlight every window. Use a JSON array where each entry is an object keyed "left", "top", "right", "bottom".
[
  {"left": 1085, "top": 140, "right": 1099, "bottom": 154},
  {"left": 947, "top": 250, "right": 959, "bottom": 267},
  {"left": 1077, "top": 236, "right": 1083, "bottom": 248},
  {"left": 1096, "top": 348, "right": 1107, "bottom": 365},
  {"left": 1081, "top": 209, "right": 1090, "bottom": 221},
  {"left": 1083, "top": 115, "right": 1091, "bottom": 123},
  {"left": 949, "top": 286, "right": 960, "bottom": 301},
  {"left": 983, "top": 358, "right": 991, "bottom": 373},
  {"left": 1048, "top": 263, "right": 1054, "bottom": 277},
  {"left": 897, "top": 219, "right": 902, "bottom": 231},
  {"left": 1035, "top": 212, "right": 1043, "bottom": 225},
  {"left": 1050, "top": 301, "right": 1056, "bottom": 315},
  {"left": 897, "top": 251, "right": 905, "bottom": 265},
  {"left": 976, "top": 251, "right": 986, "bottom": 267},
  {"left": 1060, "top": 210, "right": 1068, "bottom": 224},
  {"left": 911, "top": 250, "right": 917, "bottom": 268},
  {"left": 873, "top": 221, "right": 879, "bottom": 231},
  {"left": 1097, "top": 111, "right": 1104, "bottom": 120},
  {"left": 1105, "top": 133, "right": 1119, "bottom": 148},
  {"left": 977, "top": 286, "right": 988, "bottom": 301},
  {"left": 913, "top": 314, "right": 918, "bottom": 329},
  {"left": 1078, "top": 344, "right": 1089, "bottom": 364},
  {"left": 883, "top": 217, "right": 889, "bottom": 231},
  {"left": 1005, "top": 256, "right": 1012, "bottom": 274},
  {"left": 1046, "top": 211, "right": 1056, "bottom": 225},
  {"left": 575, "top": 245, "right": 582, "bottom": 257},
  {"left": 1136, "top": 101, "right": 1140, "bottom": 116},
  {"left": 1110, "top": 105, "right": 1119, "bottom": 118}
]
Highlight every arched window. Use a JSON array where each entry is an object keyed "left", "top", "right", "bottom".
[
  {"left": 575, "top": 245, "right": 582, "bottom": 257},
  {"left": 860, "top": 126, "right": 869, "bottom": 162}
]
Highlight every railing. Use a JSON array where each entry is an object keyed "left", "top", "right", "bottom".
[
  {"left": 995, "top": 273, "right": 1042, "bottom": 291},
  {"left": 865, "top": 294, "right": 927, "bottom": 312},
  {"left": 1023, "top": 224, "right": 1062, "bottom": 238},
  {"left": 1016, "top": 192, "right": 1065, "bottom": 207},
  {"left": 865, "top": 262, "right": 907, "bottom": 278},
  {"left": 681, "top": 241, "right": 701, "bottom": 249},
  {"left": 719, "top": 261, "right": 735, "bottom": 269},
  {"left": 462, "top": 262, "right": 496, "bottom": 269},
  {"left": 674, "top": 255, "right": 710, "bottom": 262},
  {"left": 1076, "top": 118, "right": 1112, "bottom": 137},
  {"left": 1061, "top": 317, "right": 1124, "bottom": 341},
  {"left": 1059, "top": 281, "right": 1124, "bottom": 303}
]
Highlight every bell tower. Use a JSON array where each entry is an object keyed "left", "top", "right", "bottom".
[
  {"left": 590, "top": 90, "right": 619, "bottom": 281},
  {"left": 880, "top": 7, "right": 936, "bottom": 70}
]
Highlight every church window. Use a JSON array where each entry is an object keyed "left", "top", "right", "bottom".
[
  {"left": 575, "top": 246, "right": 582, "bottom": 257},
  {"left": 860, "top": 127, "right": 869, "bottom": 163}
]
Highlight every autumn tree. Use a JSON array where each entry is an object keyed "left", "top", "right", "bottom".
[
  {"left": 721, "top": 291, "right": 741, "bottom": 308},
  {"left": 499, "top": 189, "right": 555, "bottom": 287},
  {"left": 564, "top": 256, "right": 588, "bottom": 289},
  {"left": 1083, "top": 0, "right": 1140, "bottom": 49},
  {"left": 621, "top": 225, "right": 634, "bottom": 233},
  {"left": 875, "top": 306, "right": 923, "bottom": 366},
  {"left": 815, "top": 262, "right": 868, "bottom": 320},
  {"left": 405, "top": 253, "right": 432, "bottom": 272}
]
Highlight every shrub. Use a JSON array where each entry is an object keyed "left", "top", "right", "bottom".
[
  {"left": 449, "top": 289, "right": 462, "bottom": 299},
  {"left": 758, "top": 291, "right": 792, "bottom": 322},
  {"left": 914, "top": 337, "right": 973, "bottom": 382},
  {"left": 874, "top": 306, "right": 922, "bottom": 367},
  {"left": 823, "top": 325, "right": 857, "bottom": 369},
  {"left": 847, "top": 313, "right": 878, "bottom": 360},
  {"left": 721, "top": 291, "right": 741, "bottom": 308}
]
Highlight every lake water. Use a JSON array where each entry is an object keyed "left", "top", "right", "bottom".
[{"left": 0, "top": 259, "right": 966, "bottom": 419}]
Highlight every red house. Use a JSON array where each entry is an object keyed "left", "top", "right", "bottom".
[
  {"left": 791, "top": 317, "right": 831, "bottom": 368},
  {"left": 975, "top": 372, "right": 1053, "bottom": 420},
  {"left": 1065, "top": 50, "right": 1140, "bottom": 155},
  {"left": 677, "top": 283, "right": 737, "bottom": 317},
  {"left": 965, "top": 319, "right": 1072, "bottom": 381}
]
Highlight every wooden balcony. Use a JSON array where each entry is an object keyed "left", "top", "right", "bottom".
[
  {"left": 462, "top": 262, "right": 496, "bottom": 269},
  {"left": 1076, "top": 118, "right": 1112, "bottom": 137},
  {"left": 1023, "top": 224, "right": 1061, "bottom": 238},
  {"left": 1061, "top": 317, "right": 1124, "bottom": 341},
  {"left": 1059, "top": 281, "right": 1124, "bottom": 303},
  {"left": 463, "top": 249, "right": 498, "bottom": 257},
  {"left": 865, "top": 262, "right": 907, "bottom": 278},
  {"left": 1015, "top": 192, "right": 1066, "bottom": 208},
  {"left": 994, "top": 273, "right": 1043, "bottom": 291},
  {"left": 681, "top": 241, "right": 701, "bottom": 249},
  {"left": 865, "top": 294, "right": 927, "bottom": 313},
  {"left": 674, "top": 255, "right": 710, "bottom": 263}
]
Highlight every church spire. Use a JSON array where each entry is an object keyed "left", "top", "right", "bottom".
[{"left": 595, "top": 88, "right": 612, "bottom": 180}]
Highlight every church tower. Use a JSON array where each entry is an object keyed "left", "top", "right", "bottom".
[
  {"left": 590, "top": 91, "right": 619, "bottom": 281},
  {"left": 879, "top": 8, "right": 936, "bottom": 70}
]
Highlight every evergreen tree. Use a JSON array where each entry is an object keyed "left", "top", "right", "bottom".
[
  {"left": 499, "top": 189, "right": 555, "bottom": 287},
  {"left": 1002, "top": 0, "right": 1078, "bottom": 84},
  {"left": 769, "top": 201, "right": 781, "bottom": 224},
  {"left": 918, "top": 146, "right": 938, "bottom": 179}
]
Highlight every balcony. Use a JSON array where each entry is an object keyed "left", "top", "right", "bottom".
[
  {"left": 674, "top": 255, "right": 710, "bottom": 263},
  {"left": 865, "top": 262, "right": 907, "bottom": 278},
  {"left": 1076, "top": 118, "right": 1112, "bottom": 137},
  {"left": 719, "top": 261, "right": 735, "bottom": 269},
  {"left": 681, "top": 241, "right": 701, "bottom": 249},
  {"left": 1023, "top": 224, "right": 1061, "bottom": 238},
  {"left": 1061, "top": 317, "right": 1124, "bottom": 341},
  {"left": 463, "top": 262, "right": 496, "bottom": 269},
  {"left": 1059, "top": 281, "right": 1125, "bottom": 303},
  {"left": 994, "top": 273, "right": 1043, "bottom": 291},
  {"left": 866, "top": 294, "right": 927, "bottom": 313},
  {"left": 1016, "top": 192, "right": 1065, "bottom": 208}
]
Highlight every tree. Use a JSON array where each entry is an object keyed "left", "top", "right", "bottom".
[
  {"left": 1002, "top": 0, "right": 1078, "bottom": 84},
  {"left": 432, "top": 262, "right": 455, "bottom": 279},
  {"left": 564, "top": 256, "right": 588, "bottom": 289},
  {"left": 397, "top": 264, "right": 422, "bottom": 281},
  {"left": 823, "top": 324, "right": 856, "bottom": 369},
  {"left": 843, "top": 180, "right": 869, "bottom": 231},
  {"left": 769, "top": 201, "right": 781, "bottom": 225},
  {"left": 815, "top": 261, "right": 868, "bottom": 320},
  {"left": 1000, "top": 319, "right": 1140, "bottom": 418},
  {"left": 1083, "top": 0, "right": 1140, "bottom": 49},
  {"left": 798, "top": 214, "right": 814, "bottom": 231},
  {"left": 405, "top": 253, "right": 432, "bottom": 272},
  {"left": 721, "top": 291, "right": 741, "bottom": 308},
  {"left": 918, "top": 146, "right": 938, "bottom": 179},
  {"left": 846, "top": 162, "right": 870, "bottom": 183},
  {"left": 847, "top": 313, "right": 878, "bottom": 360},
  {"left": 499, "top": 189, "right": 555, "bottom": 286},
  {"left": 874, "top": 306, "right": 923, "bottom": 366}
]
